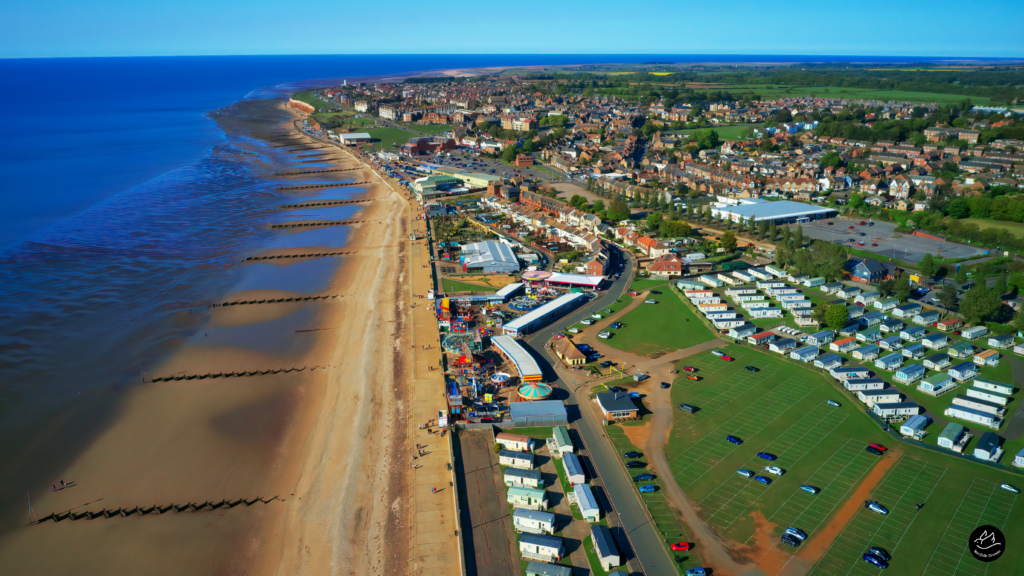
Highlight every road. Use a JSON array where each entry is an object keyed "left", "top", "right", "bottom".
[{"left": 519, "top": 245, "right": 680, "bottom": 576}]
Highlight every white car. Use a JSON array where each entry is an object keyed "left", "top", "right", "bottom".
[
  {"left": 765, "top": 466, "right": 785, "bottom": 476},
  {"left": 784, "top": 527, "right": 807, "bottom": 541},
  {"left": 598, "top": 331, "right": 611, "bottom": 339},
  {"left": 644, "top": 299, "right": 657, "bottom": 304},
  {"left": 592, "top": 313, "right": 603, "bottom": 319},
  {"left": 567, "top": 328, "right": 579, "bottom": 334},
  {"left": 581, "top": 319, "right": 594, "bottom": 325},
  {"left": 711, "top": 350, "right": 725, "bottom": 357}
]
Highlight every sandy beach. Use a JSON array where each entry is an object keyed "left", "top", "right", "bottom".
[{"left": 0, "top": 103, "right": 417, "bottom": 575}]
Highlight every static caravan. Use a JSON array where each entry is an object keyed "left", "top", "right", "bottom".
[
  {"left": 973, "top": 377, "right": 1014, "bottom": 396},
  {"left": 847, "top": 305, "right": 864, "bottom": 320},
  {"left": 913, "top": 309, "right": 940, "bottom": 325},
  {"left": 852, "top": 344, "right": 880, "bottom": 361},
  {"left": 505, "top": 468, "right": 545, "bottom": 489},
  {"left": 973, "top": 349, "right": 1000, "bottom": 366},
  {"left": 948, "top": 342, "right": 975, "bottom": 359},
  {"left": 549, "top": 426, "right": 573, "bottom": 457},
  {"left": 750, "top": 307, "right": 783, "bottom": 318},
  {"left": 791, "top": 306, "right": 815, "bottom": 317},
  {"left": 706, "top": 310, "right": 739, "bottom": 320},
  {"left": 936, "top": 318, "right": 964, "bottom": 332},
  {"left": 805, "top": 330, "right": 835, "bottom": 347},
  {"left": 777, "top": 293, "right": 807, "bottom": 302},
  {"left": 743, "top": 300, "right": 773, "bottom": 310},
  {"left": 814, "top": 353, "right": 843, "bottom": 370},
  {"left": 948, "top": 362, "right": 978, "bottom": 382},
  {"left": 821, "top": 282, "right": 844, "bottom": 294},
  {"left": 728, "top": 323, "right": 758, "bottom": 339},
  {"left": 788, "top": 273, "right": 810, "bottom": 284},
  {"left": 965, "top": 386, "right": 1012, "bottom": 406},
  {"left": 573, "top": 483, "right": 600, "bottom": 522},
  {"left": 803, "top": 277, "right": 826, "bottom": 288},
  {"left": 676, "top": 279, "right": 705, "bottom": 291},
  {"left": 900, "top": 326, "right": 927, "bottom": 341},
  {"left": 857, "top": 327, "right": 883, "bottom": 343},
  {"left": 749, "top": 268, "right": 774, "bottom": 281},
  {"left": 733, "top": 294, "right": 766, "bottom": 303},
  {"left": 496, "top": 433, "right": 535, "bottom": 452},
  {"left": 880, "top": 318, "right": 904, "bottom": 334},
  {"left": 859, "top": 312, "right": 884, "bottom": 327},
  {"left": 770, "top": 338, "right": 798, "bottom": 354},
  {"left": 713, "top": 318, "right": 747, "bottom": 330},
  {"left": 830, "top": 337, "right": 859, "bottom": 353},
  {"left": 922, "top": 333, "right": 948, "bottom": 350},
  {"left": 874, "top": 298, "right": 899, "bottom": 312},
  {"left": 757, "top": 280, "right": 787, "bottom": 290},
  {"left": 831, "top": 366, "right": 871, "bottom": 380},
  {"left": 845, "top": 378, "right": 885, "bottom": 391},
  {"left": 973, "top": 432, "right": 1004, "bottom": 462},
  {"left": 562, "top": 452, "right": 586, "bottom": 485},
  {"left": 961, "top": 325, "right": 988, "bottom": 341},
  {"left": 859, "top": 389, "right": 903, "bottom": 405},
  {"left": 514, "top": 508, "right": 557, "bottom": 535},
  {"left": 900, "top": 414, "right": 930, "bottom": 440},
  {"left": 765, "top": 265, "right": 787, "bottom": 278},
  {"left": 683, "top": 289, "right": 716, "bottom": 300},
  {"left": 873, "top": 402, "right": 922, "bottom": 420},
  {"left": 855, "top": 291, "right": 881, "bottom": 306},
  {"left": 499, "top": 450, "right": 535, "bottom": 470},
  {"left": 699, "top": 274, "right": 724, "bottom": 288},
  {"left": 837, "top": 286, "right": 862, "bottom": 299},
  {"left": 988, "top": 334, "right": 1014, "bottom": 349},
  {"left": 732, "top": 270, "right": 755, "bottom": 283},
  {"left": 508, "top": 486, "right": 549, "bottom": 511},
  {"left": 717, "top": 273, "right": 741, "bottom": 286},
  {"left": 945, "top": 405, "right": 1001, "bottom": 429},
  {"left": 938, "top": 423, "right": 969, "bottom": 452},
  {"left": 519, "top": 533, "right": 564, "bottom": 563},
  {"left": 526, "top": 562, "right": 572, "bottom": 576},
  {"left": 923, "top": 353, "right": 951, "bottom": 370},
  {"left": 790, "top": 345, "right": 820, "bottom": 362},
  {"left": 591, "top": 525, "right": 621, "bottom": 572},
  {"left": 782, "top": 299, "right": 812, "bottom": 310},
  {"left": 879, "top": 336, "right": 904, "bottom": 351},
  {"left": 892, "top": 303, "right": 922, "bottom": 319},
  {"left": 902, "top": 343, "right": 926, "bottom": 359},
  {"left": 894, "top": 363, "right": 927, "bottom": 385},
  {"left": 951, "top": 395, "right": 1006, "bottom": 417},
  {"left": 875, "top": 353, "right": 904, "bottom": 371}
]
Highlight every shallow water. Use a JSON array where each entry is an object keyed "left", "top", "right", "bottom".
[{"left": 231, "top": 257, "right": 343, "bottom": 294}]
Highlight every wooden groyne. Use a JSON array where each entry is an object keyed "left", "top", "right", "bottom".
[
  {"left": 276, "top": 167, "right": 360, "bottom": 176},
  {"left": 269, "top": 219, "right": 374, "bottom": 230},
  {"left": 277, "top": 198, "right": 371, "bottom": 209},
  {"left": 147, "top": 366, "right": 328, "bottom": 383},
  {"left": 32, "top": 496, "right": 281, "bottom": 524},
  {"left": 212, "top": 294, "right": 342, "bottom": 307},
  {"left": 277, "top": 181, "right": 370, "bottom": 192},
  {"left": 243, "top": 250, "right": 358, "bottom": 262}
]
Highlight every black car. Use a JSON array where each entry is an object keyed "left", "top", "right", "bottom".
[
  {"left": 624, "top": 451, "right": 643, "bottom": 458},
  {"left": 868, "top": 547, "right": 891, "bottom": 561},
  {"left": 781, "top": 534, "right": 801, "bottom": 548},
  {"left": 633, "top": 473, "right": 656, "bottom": 482},
  {"left": 600, "top": 360, "right": 615, "bottom": 368},
  {"left": 745, "top": 366, "right": 759, "bottom": 372},
  {"left": 661, "top": 382, "right": 671, "bottom": 389},
  {"left": 625, "top": 461, "right": 647, "bottom": 468},
  {"left": 866, "top": 446, "right": 884, "bottom": 456},
  {"left": 651, "top": 290, "right": 661, "bottom": 295}
]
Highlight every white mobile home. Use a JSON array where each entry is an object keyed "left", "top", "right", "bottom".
[
  {"left": 513, "top": 508, "right": 557, "bottom": 535},
  {"left": 562, "top": 452, "right": 586, "bottom": 485}
]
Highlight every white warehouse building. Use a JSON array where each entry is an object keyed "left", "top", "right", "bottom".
[{"left": 710, "top": 197, "right": 837, "bottom": 224}]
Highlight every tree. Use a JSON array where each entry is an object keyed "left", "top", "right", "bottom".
[
  {"left": 592, "top": 200, "right": 605, "bottom": 214},
  {"left": 501, "top": 144, "right": 518, "bottom": 163},
  {"left": 646, "top": 211, "right": 664, "bottom": 231},
  {"left": 918, "top": 253, "right": 940, "bottom": 277},
  {"left": 937, "top": 285, "right": 959, "bottom": 310},
  {"left": 720, "top": 231, "right": 738, "bottom": 252},
  {"left": 819, "top": 152, "right": 842, "bottom": 168},
  {"left": 825, "top": 304, "right": 849, "bottom": 332},
  {"left": 660, "top": 220, "right": 691, "bottom": 238},
  {"left": 878, "top": 278, "right": 897, "bottom": 297},
  {"left": 849, "top": 193, "right": 865, "bottom": 210},
  {"left": 812, "top": 305, "right": 828, "bottom": 325},
  {"left": 606, "top": 201, "right": 630, "bottom": 221},
  {"left": 895, "top": 279, "right": 912, "bottom": 303},
  {"left": 959, "top": 284, "right": 1001, "bottom": 325},
  {"left": 1013, "top": 309, "right": 1024, "bottom": 334}
]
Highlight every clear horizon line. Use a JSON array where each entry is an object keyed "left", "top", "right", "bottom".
[{"left": 2, "top": 52, "right": 1023, "bottom": 61}]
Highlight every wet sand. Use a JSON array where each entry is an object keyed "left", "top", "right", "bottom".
[{"left": 0, "top": 103, "right": 414, "bottom": 575}]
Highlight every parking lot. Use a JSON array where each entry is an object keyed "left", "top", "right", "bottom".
[
  {"left": 809, "top": 456, "right": 947, "bottom": 576},
  {"left": 433, "top": 149, "right": 555, "bottom": 181},
  {"left": 797, "top": 218, "right": 987, "bottom": 263}
]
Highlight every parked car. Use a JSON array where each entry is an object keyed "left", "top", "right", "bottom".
[
  {"left": 598, "top": 331, "right": 611, "bottom": 339},
  {"left": 863, "top": 553, "right": 889, "bottom": 569},
  {"left": 869, "top": 443, "right": 888, "bottom": 452},
  {"left": 827, "top": 222, "right": 834, "bottom": 226},
  {"left": 757, "top": 452, "right": 777, "bottom": 461},
  {"left": 781, "top": 534, "right": 801, "bottom": 547},
  {"left": 800, "top": 485, "right": 820, "bottom": 495},
  {"left": 567, "top": 328, "right": 579, "bottom": 334},
  {"left": 591, "top": 313, "right": 603, "bottom": 319},
  {"left": 610, "top": 322, "right": 623, "bottom": 329},
  {"left": 628, "top": 291, "right": 639, "bottom": 296},
  {"left": 711, "top": 350, "right": 725, "bottom": 357},
  {"left": 625, "top": 461, "right": 646, "bottom": 468},
  {"left": 737, "top": 469, "right": 754, "bottom": 478},
  {"left": 624, "top": 451, "right": 643, "bottom": 458},
  {"left": 765, "top": 466, "right": 785, "bottom": 476},
  {"left": 827, "top": 400, "right": 841, "bottom": 407},
  {"left": 785, "top": 527, "right": 807, "bottom": 541},
  {"left": 660, "top": 382, "right": 671, "bottom": 389},
  {"left": 671, "top": 542, "right": 691, "bottom": 552},
  {"left": 603, "top": 308, "right": 613, "bottom": 313},
  {"left": 871, "top": 243, "right": 879, "bottom": 247},
  {"left": 865, "top": 500, "right": 888, "bottom": 515},
  {"left": 600, "top": 360, "right": 614, "bottom": 368},
  {"left": 639, "top": 484, "right": 656, "bottom": 493},
  {"left": 868, "top": 547, "right": 892, "bottom": 561},
  {"left": 633, "top": 473, "right": 656, "bottom": 482},
  {"left": 678, "top": 403, "right": 697, "bottom": 413},
  {"left": 859, "top": 221, "right": 867, "bottom": 225},
  {"left": 682, "top": 366, "right": 697, "bottom": 372},
  {"left": 866, "top": 446, "right": 884, "bottom": 456},
  {"left": 685, "top": 374, "right": 700, "bottom": 381},
  {"left": 745, "top": 366, "right": 759, "bottom": 372},
  {"left": 581, "top": 319, "right": 593, "bottom": 325},
  {"left": 754, "top": 475, "right": 772, "bottom": 485},
  {"left": 1001, "top": 483, "right": 1020, "bottom": 494},
  {"left": 727, "top": 435, "right": 743, "bottom": 445},
  {"left": 685, "top": 568, "right": 706, "bottom": 576},
  {"left": 849, "top": 225, "right": 856, "bottom": 229},
  {"left": 720, "top": 354, "right": 734, "bottom": 362},
  {"left": 644, "top": 299, "right": 657, "bottom": 304}
]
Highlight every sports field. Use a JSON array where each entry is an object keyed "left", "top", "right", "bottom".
[{"left": 604, "top": 286, "right": 714, "bottom": 357}]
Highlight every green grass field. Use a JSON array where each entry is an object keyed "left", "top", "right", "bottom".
[
  {"left": 365, "top": 127, "right": 418, "bottom": 150},
  {"left": 605, "top": 287, "right": 715, "bottom": 357},
  {"left": 411, "top": 123, "right": 452, "bottom": 135},
  {"left": 629, "top": 279, "right": 669, "bottom": 292},
  {"left": 962, "top": 218, "right": 1024, "bottom": 239},
  {"left": 706, "top": 84, "right": 993, "bottom": 105},
  {"left": 666, "top": 124, "right": 762, "bottom": 140},
  {"left": 292, "top": 90, "right": 335, "bottom": 111},
  {"left": 440, "top": 278, "right": 498, "bottom": 293}
]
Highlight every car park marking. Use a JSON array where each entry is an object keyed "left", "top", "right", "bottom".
[
  {"left": 680, "top": 365, "right": 785, "bottom": 428},
  {"left": 921, "top": 478, "right": 1019, "bottom": 576}
]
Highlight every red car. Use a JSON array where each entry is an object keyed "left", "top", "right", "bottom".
[
  {"left": 858, "top": 242, "right": 865, "bottom": 246},
  {"left": 683, "top": 366, "right": 696, "bottom": 372},
  {"left": 859, "top": 221, "right": 867, "bottom": 225},
  {"left": 685, "top": 375, "right": 700, "bottom": 381},
  {"left": 869, "top": 443, "right": 888, "bottom": 452},
  {"left": 671, "top": 542, "right": 692, "bottom": 552},
  {"left": 849, "top": 225, "right": 855, "bottom": 229},
  {"left": 871, "top": 243, "right": 878, "bottom": 247},
  {"left": 720, "top": 355, "right": 734, "bottom": 362},
  {"left": 629, "top": 291, "right": 639, "bottom": 296}
]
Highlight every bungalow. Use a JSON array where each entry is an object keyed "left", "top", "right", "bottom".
[
  {"left": 514, "top": 508, "right": 557, "bottom": 535},
  {"left": 894, "top": 363, "right": 927, "bottom": 385},
  {"left": 902, "top": 343, "right": 926, "bottom": 359},
  {"left": 873, "top": 402, "right": 922, "bottom": 420},
  {"left": 831, "top": 366, "right": 871, "bottom": 380},
  {"left": 923, "top": 353, "right": 951, "bottom": 370},
  {"left": 918, "top": 373, "right": 956, "bottom": 396},
  {"left": 879, "top": 336, "right": 904, "bottom": 351},
  {"left": 855, "top": 291, "right": 881, "bottom": 306},
  {"left": 961, "top": 325, "right": 988, "bottom": 340},
  {"left": 519, "top": 533, "right": 564, "bottom": 563},
  {"left": 937, "top": 422, "right": 969, "bottom": 453},
  {"left": 859, "top": 389, "right": 903, "bottom": 406},
  {"left": 880, "top": 318, "right": 904, "bottom": 333},
  {"left": 974, "top": 349, "right": 1000, "bottom": 366},
  {"left": 814, "top": 353, "right": 843, "bottom": 370},
  {"left": 949, "top": 362, "right": 978, "bottom": 382},
  {"left": 845, "top": 378, "right": 885, "bottom": 391},
  {"left": 988, "top": 334, "right": 1014, "bottom": 349},
  {"left": 859, "top": 312, "right": 884, "bottom": 327},
  {"left": 837, "top": 286, "right": 862, "bottom": 300},
  {"left": 852, "top": 344, "right": 880, "bottom": 361},
  {"left": 747, "top": 331, "right": 776, "bottom": 346},
  {"left": 728, "top": 323, "right": 758, "bottom": 339},
  {"left": 892, "top": 303, "right": 922, "bottom": 319},
  {"left": 791, "top": 346, "right": 820, "bottom": 362},
  {"left": 770, "top": 338, "right": 798, "bottom": 354},
  {"left": 900, "top": 414, "right": 930, "bottom": 440},
  {"left": 965, "top": 386, "right": 1012, "bottom": 407},
  {"left": 913, "top": 309, "right": 941, "bottom": 325},
  {"left": 525, "top": 561, "right": 572, "bottom": 576},
  {"left": 505, "top": 468, "right": 545, "bottom": 489},
  {"left": 973, "top": 377, "right": 1014, "bottom": 396},
  {"left": 875, "top": 353, "right": 904, "bottom": 371},
  {"left": 806, "top": 330, "right": 835, "bottom": 347},
  {"left": 945, "top": 405, "right": 1002, "bottom": 429},
  {"left": 596, "top": 392, "right": 639, "bottom": 420},
  {"left": 508, "top": 486, "right": 549, "bottom": 511},
  {"left": 549, "top": 426, "right": 573, "bottom": 457},
  {"left": 821, "top": 282, "right": 844, "bottom": 294},
  {"left": 830, "top": 337, "right": 859, "bottom": 353},
  {"left": 973, "top": 432, "right": 1004, "bottom": 462},
  {"left": 852, "top": 259, "right": 888, "bottom": 283},
  {"left": 562, "top": 452, "right": 586, "bottom": 486},
  {"left": 803, "top": 277, "right": 826, "bottom": 288},
  {"left": 496, "top": 433, "right": 535, "bottom": 452},
  {"left": 922, "top": 333, "right": 948, "bottom": 350},
  {"left": 900, "top": 326, "right": 926, "bottom": 341},
  {"left": 591, "top": 525, "right": 621, "bottom": 572},
  {"left": 858, "top": 327, "right": 884, "bottom": 343},
  {"left": 500, "top": 450, "right": 536, "bottom": 470},
  {"left": 948, "top": 342, "right": 975, "bottom": 359},
  {"left": 573, "top": 483, "right": 600, "bottom": 522},
  {"left": 936, "top": 318, "right": 964, "bottom": 332},
  {"left": 874, "top": 298, "right": 899, "bottom": 312}
]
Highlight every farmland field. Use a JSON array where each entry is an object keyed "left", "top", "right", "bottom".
[
  {"left": 697, "top": 84, "right": 993, "bottom": 105},
  {"left": 962, "top": 218, "right": 1024, "bottom": 239}
]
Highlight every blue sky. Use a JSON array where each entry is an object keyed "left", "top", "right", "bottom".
[{"left": 3, "top": 0, "right": 1022, "bottom": 58}]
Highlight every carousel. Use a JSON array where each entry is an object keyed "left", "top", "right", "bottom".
[{"left": 517, "top": 381, "right": 553, "bottom": 401}]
